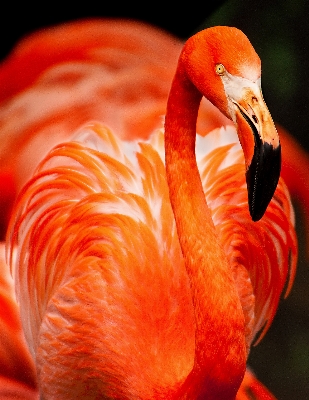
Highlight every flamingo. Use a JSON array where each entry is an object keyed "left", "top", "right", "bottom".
[{"left": 4, "top": 22, "right": 297, "bottom": 399}]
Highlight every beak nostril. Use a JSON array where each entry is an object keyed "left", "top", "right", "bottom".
[{"left": 252, "top": 115, "right": 258, "bottom": 124}]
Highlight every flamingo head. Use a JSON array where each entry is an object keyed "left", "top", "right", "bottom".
[{"left": 182, "top": 26, "right": 280, "bottom": 221}]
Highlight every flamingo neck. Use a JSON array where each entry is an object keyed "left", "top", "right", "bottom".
[{"left": 164, "top": 65, "right": 247, "bottom": 399}]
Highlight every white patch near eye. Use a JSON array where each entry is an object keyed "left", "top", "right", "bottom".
[
  {"left": 220, "top": 70, "right": 263, "bottom": 123},
  {"left": 256, "top": 77, "right": 262, "bottom": 89},
  {"left": 221, "top": 71, "right": 256, "bottom": 102}
]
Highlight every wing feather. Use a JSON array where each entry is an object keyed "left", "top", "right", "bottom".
[{"left": 197, "top": 126, "right": 297, "bottom": 345}]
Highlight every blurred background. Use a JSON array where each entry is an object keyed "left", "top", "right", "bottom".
[{"left": 1, "top": 0, "right": 309, "bottom": 398}]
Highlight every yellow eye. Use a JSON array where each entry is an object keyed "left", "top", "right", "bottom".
[{"left": 215, "top": 63, "right": 225, "bottom": 75}]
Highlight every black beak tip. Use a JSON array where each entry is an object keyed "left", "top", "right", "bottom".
[
  {"left": 250, "top": 206, "right": 266, "bottom": 223},
  {"left": 246, "top": 142, "right": 281, "bottom": 222}
]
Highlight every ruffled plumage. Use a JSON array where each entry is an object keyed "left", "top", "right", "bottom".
[
  {"left": 196, "top": 128, "right": 297, "bottom": 345},
  {"left": 7, "top": 122, "right": 297, "bottom": 397}
]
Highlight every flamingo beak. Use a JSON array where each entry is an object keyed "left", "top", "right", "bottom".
[{"left": 232, "top": 87, "right": 281, "bottom": 222}]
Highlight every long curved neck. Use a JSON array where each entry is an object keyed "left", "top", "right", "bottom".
[{"left": 165, "top": 64, "right": 247, "bottom": 399}]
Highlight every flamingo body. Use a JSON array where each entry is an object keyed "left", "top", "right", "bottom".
[
  {"left": 0, "top": 19, "right": 299, "bottom": 399},
  {"left": 8, "top": 122, "right": 296, "bottom": 398}
]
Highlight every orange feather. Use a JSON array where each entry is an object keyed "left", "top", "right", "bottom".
[{"left": 0, "top": 244, "right": 38, "bottom": 399}]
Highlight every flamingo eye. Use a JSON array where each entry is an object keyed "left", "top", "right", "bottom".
[{"left": 215, "top": 63, "right": 225, "bottom": 75}]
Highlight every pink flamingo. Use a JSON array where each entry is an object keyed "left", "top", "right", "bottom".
[{"left": 0, "top": 19, "right": 299, "bottom": 398}]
